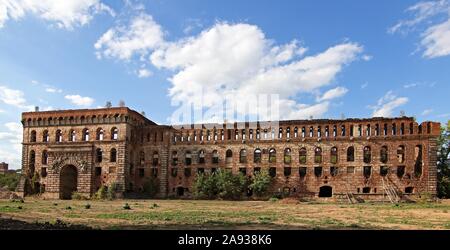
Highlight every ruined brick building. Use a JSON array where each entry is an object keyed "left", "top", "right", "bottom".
[{"left": 17, "top": 107, "right": 441, "bottom": 201}]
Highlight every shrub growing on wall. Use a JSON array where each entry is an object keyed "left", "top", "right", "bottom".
[
  {"left": 249, "top": 170, "right": 272, "bottom": 197},
  {"left": 193, "top": 169, "right": 247, "bottom": 200}
]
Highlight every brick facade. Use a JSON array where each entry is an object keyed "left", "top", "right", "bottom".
[{"left": 18, "top": 107, "right": 441, "bottom": 200}]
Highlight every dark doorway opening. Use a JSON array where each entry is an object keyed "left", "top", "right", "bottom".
[
  {"left": 319, "top": 186, "right": 332, "bottom": 197},
  {"left": 60, "top": 165, "right": 78, "bottom": 200},
  {"left": 176, "top": 186, "right": 185, "bottom": 196}
]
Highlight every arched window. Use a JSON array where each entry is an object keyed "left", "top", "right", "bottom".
[
  {"left": 325, "top": 126, "right": 329, "bottom": 137},
  {"left": 383, "top": 124, "right": 388, "bottom": 136},
  {"left": 380, "top": 146, "right": 388, "bottom": 163},
  {"left": 284, "top": 148, "right": 292, "bottom": 164},
  {"left": 314, "top": 147, "right": 322, "bottom": 163},
  {"left": 414, "top": 145, "right": 423, "bottom": 177},
  {"left": 96, "top": 148, "right": 103, "bottom": 163},
  {"left": 254, "top": 148, "right": 262, "bottom": 163},
  {"left": 341, "top": 125, "right": 346, "bottom": 136},
  {"left": 409, "top": 122, "right": 414, "bottom": 134},
  {"left": 294, "top": 127, "right": 298, "bottom": 137},
  {"left": 226, "top": 149, "right": 233, "bottom": 163},
  {"left": 347, "top": 146, "right": 355, "bottom": 162},
  {"left": 139, "top": 151, "right": 145, "bottom": 165},
  {"left": 30, "top": 130, "right": 37, "bottom": 142},
  {"left": 299, "top": 148, "right": 307, "bottom": 164},
  {"left": 29, "top": 150, "right": 35, "bottom": 175},
  {"left": 309, "top": 127, "right": 314, "bottom": 137},
  {"left": 318, "top": 126, "right": 322, "bottom": 137},
  {"left": 235, "top": 129, "right": 239, "bottom": 140},
  {"left": 397, "top": 145, "right": 405, "bottom": 163},
  {"left": 392, "top": 123, "right": 397, "bottom": 135},
  {"left": 330, "top": 147, "right": 338, "bottom": 164},
  {"left": 301, "top": 127, "right": 306, "bottom": 137},
  {"left": 110, "top": 148, "right": 117, "bottom": 162},
  {"left": 400, "top": 123, "right": 405, "bottom": 135},
  {"left": 82, "top": 128, "right": 89, "bottom": 141},
  {"left": 212, "top": 150, "right": 219, "bottom": 164},
  {"left": 96, "top": 128, "right": 104, "bottom": 140},
  {"left": 172, "top": 151, "right": 178, "bottom": 166},
  {"left": 198, "top": 150, "right": 205, "bottom": 164},
  {"left": 239, "top": 149, "right": 247, "bottom": 163},
  {"left": 286, "top": 127, "right": 290, "bottom": 138},
  {"left": 333, "top": 125, "right": 337, "bottom": 137},
  {"left": 363, "top": 146, "right": 372, "bottom": 163},
  {"left": 42, "top": 150, "right": 48, "bottom": 165},
  {"left": 278, "top": 128, "right": 283, "bottom": 139},
  {"left": 256, "top": 129, "right": 260, "bottom": 139},
  {"left": 42, "top": 130, "right": 49, "bottom": 142},
  {"left": 55, "top": 129, "right": 62, "bottom": 142},
  {"left": 111, "top": 127, "right": 118, "bottom": 140},
  {"left": 152, "top": 151, "right": 159, "bottom": 166},
  {"left": 69, "top": 129, "right": 76, "bottom": 142},
  {"left": 366, "top": 124, "right": 371, "bottom": 136},
  {"left": 375, "top": 124, "right": 380, "bottom": 136},
  {"left": 185, "top": 151, "right": 192, "bottom": 165},
  {"left": 269, "top": 148, "right": 276, "bottom": 163}
]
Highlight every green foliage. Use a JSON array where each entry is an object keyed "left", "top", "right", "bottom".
[
  {"left": 249, "top": 170, "right": 272, "bottom": 197},
  {"left": 85, "top": 204, "right": 91, "bottom": 209},
  {"left": 142, "top": 177, "right": 159, "bottom": 197},
  {"left": 71, "top": 192, "right": 89, "bottom": 200},
  {"left": 269, "top": 197, "right": 279, "bottom": 202},
  {"left": 193, "top": 169, "right": 247, "bottom": 200},
  {"left": 0, "top": 172, "right": 20, "bottom": 191},
  {"left": 123, "top": 203, "right": 131, "bottom": 210},
  {"left": 107, "top": 182, "right": 119, "bottom": 200},
  {"left": 30, "top": 172, "right": 41, "bottom": 194},
  {"left": 94, "top": 185, "right": 108, "bottom": 200},
  {"left": 437, "top": 121, "right": 450, "bottom": 198}
]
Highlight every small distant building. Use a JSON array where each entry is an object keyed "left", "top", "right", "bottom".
[{"left": 0, "top": 162, "right": 8, "bottom": 174}]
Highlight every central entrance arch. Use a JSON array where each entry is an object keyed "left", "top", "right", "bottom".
[{"left": 60, "top": 165, "right": 78, "bottom": 200}]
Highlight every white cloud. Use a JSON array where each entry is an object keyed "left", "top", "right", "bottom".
[
  {"left": 362, "top": 54, "right": 373, "bottom": 61},
  {"left": 45, "top": 87, "right": 63, "bottom": 93},
  {"left": 97, "top": 17, "right": 365, "bottom": 122},
  {"left": 390, "top": 0, "right": 450, "bottom": 58},
  {"left": 30, "top": 80, "right": 39, "bottom": 85},
  {"left": 94, "top": 13, "right": 165, "bottom": 60},
  {"left": 0, "top": 0, "right": 115, "bottom": 29},
  {"left": 0, "top": 122, "right": 23, "bottom": 169},
  {"left": 316, "top": 86, "right": 348, "bottom": 102},
  {"left": 150, "top": 23, "right": 363, "bottom": 121},
  {"left": 361, "top": 82, "right": 369, "bottom": 89},
  {"left": 421, "top": 109, "right": 433, "bottom": 115},
  {"left": 0, "top": 85, "right": 34, "bottom": 110},
  {"left": 370, "top": 91, "right": 409, "bottom": 117},
  {"left": 137, "top": 68, "right": 152, "bottom": 78},
  {"left": 64, "top": 94, "right": 94, "bottom": 106}
]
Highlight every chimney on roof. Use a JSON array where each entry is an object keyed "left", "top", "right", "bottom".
[
  {"left": 105, "top": 101, "right": 112, "bottom": 108},
  {"left": 34, "top": 106, "right": 39, "bottom": 112},
  {"left": 141, "top": 111, "right": 146, "bottom": 117}
]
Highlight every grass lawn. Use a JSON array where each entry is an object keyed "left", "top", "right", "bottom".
[{"left": 1, "top": 198, "right": 450, "bottom": 229}]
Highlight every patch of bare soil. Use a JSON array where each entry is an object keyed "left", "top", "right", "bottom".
[{"left": 0, "top": 217, "right": 92, "bottom": 230}]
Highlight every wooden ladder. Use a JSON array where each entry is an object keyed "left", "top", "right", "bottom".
[{"left": 382, "top": 177, "right": 400, "bottom": 203}]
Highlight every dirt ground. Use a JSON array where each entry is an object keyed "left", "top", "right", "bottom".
[{"left": 1, "top": 198, "right": 450, "bottom": 230}]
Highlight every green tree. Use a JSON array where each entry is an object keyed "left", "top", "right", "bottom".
[
  {"left": 437, "top": 121, "right": 450, "bottom": 198},
  {"left": 249, "top": 170, "right": 272, "bottom": 197}
]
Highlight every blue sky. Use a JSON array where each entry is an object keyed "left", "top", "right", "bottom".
[{"left": 1, "top": 0, "right": 450, "bottom": 168}]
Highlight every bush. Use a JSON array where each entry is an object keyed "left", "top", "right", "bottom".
[
  {"left": 123, "top": 203, "right": 131, "bottom": 210},
  {"left": 107, "top": 182, "right": 119, "bottom": 200},
  {"left": 249, "top": 170, "right": 272, "bottom": 197},
  {"left": 94, "top": 186, "right": 108, "bottom": 200},
  {"left": 0, "top": 172, "right": 20, "bottom": 191},
  {"left": 84, "top": 204, "right": 91, "bottom": 209},
  {"left": 142, "top": 177, "right": 159, "bottom": 197},
  {"left": 71, "top": 192, "right": 89, "bottom": 200},
  {"left": 193, "top": 169, "right": 247, "bottom": 200}
]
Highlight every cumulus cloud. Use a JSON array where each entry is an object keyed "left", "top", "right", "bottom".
[
  {"left": 0, "top": 0, "right": 115, "bottom": 29},
  {"left": 137, "top": 68, "right": 152, "bottom": 78},
  {"left": 45, "top": 87, "right": 63, "bottom": 93},
  {"left": 0, "top": 85, "right": 34, "bottom": 110},
  {"left": 96, "top": 15, "right": 365, "bottom": 122},
  {"left": 370, "top": 91, "right": 409, "bottom": 117},
  {"left": 316, "top": 87, "right": 348, "bottom": 102},
  {"left": 390, "top": 0, "right": 450, "bottom": 58},
  {"left": 0, "top": 122, "right": 23, "bottom": 169},
  {"left": 64, "top": 94, "right": 94, "bottom": 106},
  {"left": 94, "top": 13, "right": 164, "bottom": 60}
]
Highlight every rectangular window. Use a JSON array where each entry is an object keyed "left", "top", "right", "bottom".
[
  {"left": 314, "top": 167, "right": 322, "bottom": 177},
  {"left": 347, "top": 166, "right": 355, "bottom": 174},
  {"left": 95, "top": 167, "right": 102, "bottom": 176},
  {"left": 138, "top": 168, "right": 145, "bottom": 177},
  {"left": 299, "top": 167, "right": 307, "bottom": 178}
]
